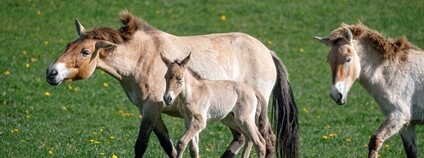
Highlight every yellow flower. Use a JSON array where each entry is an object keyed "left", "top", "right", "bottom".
[
  {"left": 110, "top": 136, "right": 115, "bottom": 139},
  {"left": 384, "top": 144, "right": 390, "bottom": 149},
  {"left": 11, "top": 128, "right": 19, "bottom": 134},
  {"left": 94, "top": 141, "right": 100, "bottom": 144},
  {"left": 48, "top": 150, "right": 53, "bottom": 155},
  {"left": 44, "top": 41, "right": 49, "bottom": 45},
  {"left": 100, "top": 152, "right": 105, "bottom": 156},
  {"left": 302, "top": 107, "right": 309, "bottom": 113},
  {"left": 3, "top": 70, "right": 10, "bottom": 76},
  {"left": 45, "top": 91, "right": 51, "bottom": 97},
  {"left": 267, "top": 40, "right": 273, "bottom": 45},
  {"left": 25, "top": 63, "right": 30, "bottom": 68},
  {"left": 22, "top": 51, "right": 27, "bottom": 55},
  {"left": 103, "top": 82, "right": 109, "bottom": 87},
  {"left": 322, "top": 135, "right": 328, "bottom": 140},
  {"left": 112, "top": 154, "right": 118, "bottom": 158},
  {"left": 299, "top": 48, "right": 305, "bottom": 53},
  {"left": 329, "top": 133, "right": 337, "bottom": 137},
  {"left": 345, "top": 138, "right": 352, "bottom": 142},
  {"left": 37, "top": 10, "right": 41, "bottom": 15},
  {"left": 61, "top": 106, "right": 67, "bottom": 112},
  {"left": 220, "top": 15, "right": 227, "bottom": 21},
  {"left": 31, "top": 57, "right": 38, "bottom": 62}
]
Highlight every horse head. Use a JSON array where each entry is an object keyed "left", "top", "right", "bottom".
[
  {"left": 161, "top": 53, "right": 191, "bottom": 105},
  {"left": 315, "top": 28, "right": 361, "bottom": 105},
  {"left": 46, "top": 19, "right": 117, "bottom": 85}
]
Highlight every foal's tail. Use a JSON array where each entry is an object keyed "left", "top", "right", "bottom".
[{"left": 271, "top": 52, "right": 299, "bottom": 158}]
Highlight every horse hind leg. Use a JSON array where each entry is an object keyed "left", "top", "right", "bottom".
[
  {"left": 400, "top": 125, "right": 418, "bottom": 158},
  {"left": 241, "top": 140, "right": 253, "bottom": 158},
  {"left": 236, "top": 118, "right": 266, "bottom": 158},
  {"left": 188, "top": 134, "right": 200, "bottom": 158}
]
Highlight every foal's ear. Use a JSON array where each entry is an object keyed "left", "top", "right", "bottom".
[
  {"left": 160, "top": 54, "right": 173, "bottom": 66},
  {"left": 75, "top": 18, "right": 86, "bottom": 36},
  {"left": 343, "top": 28, "right": 353, "bottom": 43},
  {"left": 314, "top": 36, "right": 331, "bottom": 46},
  {"left": 180, "top": 52, "right": 191, "bottom": 68}
]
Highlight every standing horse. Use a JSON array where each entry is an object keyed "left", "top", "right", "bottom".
[
  {"left": 315, "top": 23, "right": 424, "bottom": 158},
  {"left": 46, "top": 10, "right": 298, "bottom": 158},
  {"left": 161, "top": 53, "right": 275, "bottom": 158}
]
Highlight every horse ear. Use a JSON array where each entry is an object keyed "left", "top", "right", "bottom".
[
  {"left": 160, "top": 54, "right": 172, "bottom": 66},
  {"left": 180, "top": 52, "right": 191, "bottom": 68},
  {"left": 75, "top": 18, "right": 86, "bottom": 36},
  {"left": 314, "top": 36, "right": 331, "bottom": 46},
  {"left": 343, "top": 28, "right": 353, "bottom": 42}
]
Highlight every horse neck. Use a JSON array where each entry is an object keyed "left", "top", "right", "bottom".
[{"left": 181, "top": 70, "right": 203, "bottom": 100}]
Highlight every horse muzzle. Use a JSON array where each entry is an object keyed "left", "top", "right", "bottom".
[
  {"left": 163, "top": 92, "right": 175, "bottom": 105},
  {"left": 46, "top": 63, "right": 69, "bottom": 86},
  {"left": 330, "top": 84, "right": 348, "bottom": 105}
]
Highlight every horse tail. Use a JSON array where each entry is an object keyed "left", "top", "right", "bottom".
[{"left": 270, "top": 51, "right": 299, "bottom": 158}]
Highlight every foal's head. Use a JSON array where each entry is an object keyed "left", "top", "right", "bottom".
[
  {"left": 162, "top": 53, "right": 191, "bottom": 105},
  {"left": 315, "top": 28, "right": 361, "bottom": 105}
]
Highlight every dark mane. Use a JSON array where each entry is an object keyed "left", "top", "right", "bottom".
[
  {"left": 187, "top": 68, "right": 203, "bottom": 80},
  {"left": 81, "top": 10, "right": 156, "bottom": 44},
  {"left": 329, "top": 23, "right": 419, "bottom": 61}
]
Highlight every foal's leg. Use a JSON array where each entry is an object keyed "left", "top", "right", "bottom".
[
  {"left": 241, "top": 140, "right": 253, "bottom": 158},
  {"left": 177, "top": 114, "right": 206, "bottom": 158},
  {"left": 188, "top": 134, "right": 200, "bottom": 158},
  {"left": 368, "top": 112, "right": 409, "bottom": 158},
  {"left": 236, "top": 117, "right": 266, "bottom": 158},
  {"left": 221, "top": 128, "right": 246, "bottom": 158},
  {"left": 400, "top": 124, "right": 418, "bottom": 158}
]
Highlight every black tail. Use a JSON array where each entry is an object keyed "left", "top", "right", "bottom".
[{"left": 271, "top": 52, "right": 299, "bottom": 158}]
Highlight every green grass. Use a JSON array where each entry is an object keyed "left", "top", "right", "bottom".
[{"left": 1, "top": 0, "right": 424, "bottom": 157}]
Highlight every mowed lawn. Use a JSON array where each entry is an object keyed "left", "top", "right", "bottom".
[{"left": 1, "top": 0, "right": 424, "bottom": 157}]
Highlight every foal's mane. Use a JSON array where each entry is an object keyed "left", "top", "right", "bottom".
[
  {"left": 80, "top": 10, "right": 156, "bottom": 44},
  {"left": 329, "top": 23, "right": 419, "bottom": 61}
]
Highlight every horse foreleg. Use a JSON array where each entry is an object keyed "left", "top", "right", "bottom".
[
  {"left": 134, "top": 102, "right": 164, "bottom": 158},
  {"left": 153, "top": 115, "right": 177, "bottom": 158},
  {"left": 177, "top": 114, "right": 206, "bottom": 158},
  {"left": 221, "top": 128, "right": 246, "bottom": 158},
  {"left": 368, "top": 112, "right": 409, "bottom": 158},
  {"left": 188, "top": 134, "right": 200, "bottom": 158},
  {"left": 400, "top": 124, "right": 418, "bottom": 158},
  {"left": 241, "top": 140, "right": 253, "bottom": 158}
]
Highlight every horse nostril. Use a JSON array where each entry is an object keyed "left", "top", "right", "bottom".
[
  {"left": 338, "top": 93, "right": 343, "bottom": 100},
  {"left": 47, "top": 69, "right": 58, "bottom": 77}
]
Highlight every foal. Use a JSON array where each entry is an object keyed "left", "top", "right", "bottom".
[{"left": 162, "top": 53, "right": 272, "bottom": 158}]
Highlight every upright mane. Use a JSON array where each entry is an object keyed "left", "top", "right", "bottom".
[
  {"left": 80, "top": 10, "right": 156, "bottom": 44},
  {"left": 328, "top": 23, "right": 418, "bottom": 61}
]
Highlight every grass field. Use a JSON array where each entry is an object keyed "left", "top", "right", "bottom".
[{"left": 1, "top": 0, "right": 424, "bottom": 157}]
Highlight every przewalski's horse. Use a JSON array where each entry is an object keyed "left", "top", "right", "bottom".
[
  {"left": 161, "top": 53, "right": 275, "bottom": 158},
  {"left": 315, "top": 23, "right": 424, "bottom": 158},
  {"left": 46, "top": 10, "right": 298, "bottom": 158}
]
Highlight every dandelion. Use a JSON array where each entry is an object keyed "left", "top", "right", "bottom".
[
  {"left": 61, "top": 106, "right": 67, "bottom": 112},
  {"left": 103, "top": 82, "right": 109, "bottom": 88},
  {"left": 11, "top": 128, "right": 19, "bottom": 134},
  {"left": 31, "top": 57, "right": 38, "bottom": 62},
  {"left": 384, "top": 144, "right": 389, "bottom": 149},
  {"left": 44, "top": 41, "right": 49, "bottom": 45},
  {"left": 112, "top": 154, "right": 118, "bottom": 158},
  {"left": 299, "top": 48, "right": 305, "bottom": 53},
  {"left": 99, "top": 128, "right": 104, "bottom": 132},
  {"left": 267, "top": 40, "right": 273, "bottom": 45},
  {"left": 25, "top": 63, "right": 30, "bottom": 68},
  {"left": 322, "top": 135, "right": 328, "bottom": 140},
  {"left": 139, "top": 115, "right": 142, "bottom": 119},
  {"left": 329, "top": 133, "right": 337, "bottom": 137},
  {"left": 22, "top": 50, "right": 28, "bottom": 55},
  {"left": 325, "top": 125, "right": 331, "bottom": 129},
  {"left": 37, "top": 10, "right": 41, "bottom": 15},
  {"left": 92, "top": 131, "right": 97, "bottom": 135},
  {"left": 110, "top": 136, "right": 115, "bottom": 140},
  {"left": 364, "top": 144, "right": 369, "bottom": 148},
  {"left": 94, "top": 140, "right": 100, "bottom": 144},
  {"left": 45, "top": 91, "right": 51, "bottom": 97},
  {"left": 48, "top": 150, "right": 53, "bottom": 155},
  {"left": 302, "top": 107, "right": 309, "bottom": 113},
  {"left": 220, "top": 15, "right": 227, "bottom": 21},
  {"left": 89, "top": 139, "right": 95, "bottom": 143},
  {"left": 100, "top": 152, "right": 105, "bottom": 156},
  {"left": 3, "top": 70, "right": 10, "bottom": 76},
  {"left": 345, "top": 138, "right": 352, "bottom": 142}
]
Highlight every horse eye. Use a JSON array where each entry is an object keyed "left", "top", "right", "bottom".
[
  {"left": 81, "top": 50, "right": 90, "bottom": 57},
  {"left": 176, "top": 76, "right": 182, "bottom": 81}
]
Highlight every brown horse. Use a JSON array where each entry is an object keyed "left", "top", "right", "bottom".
[
  {"left": 46, "top": 10, "right": 298, "bottom": 158},
  {"left": 162, "top": 53, "right": 275, "bottom": 158},
  {"left": 315, "top": 23, "right": 424, "bottom": 158}
]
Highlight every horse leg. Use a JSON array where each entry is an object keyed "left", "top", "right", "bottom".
[
  {"left": 400, "top": 124, "right": 418, "bottom": 158},
  {"left": 153, "top": 115, "right": 177, "bottom": 158},
  {"left": 241, "top": 140, "right": 253, "bottom": 158},
  {"left": 221, "top": 128, "right": 246, "bottom": 158},
  {"left": 134, "top": 102, "right": 165, "bottom": 158},
  {"left": 177, "top": 114, "right": 206, "bottom": 158},
  {"left": 188, "top": 134, "right": 200, "bottom": 158},
  {"left": 236, "top": 117, "right": 266, "bottom": 158},
  {"left": 368, "top": 112, "right": 409, "bottom": 158}
]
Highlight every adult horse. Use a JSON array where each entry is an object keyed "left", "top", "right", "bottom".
[
  {"left": 315, "top": 23, "right": 424, "bottom": 158},
  {"left": 46, "top": 10, "right": 298, "bottom": 158}
]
